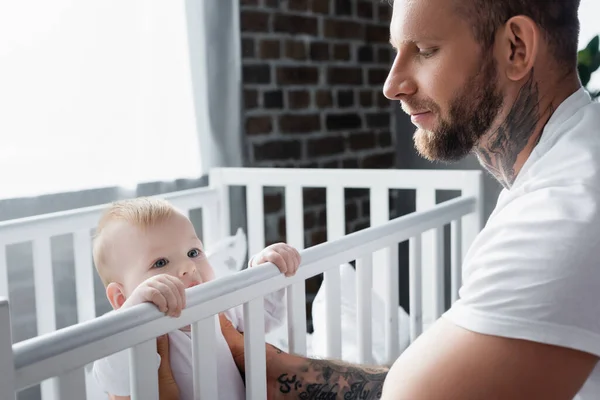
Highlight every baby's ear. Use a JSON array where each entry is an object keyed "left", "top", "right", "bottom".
[{"left": 106, "top": 282, "right": 126, "bottom": 310}]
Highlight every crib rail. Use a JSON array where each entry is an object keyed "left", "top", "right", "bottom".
[{"left": 2, "top": 195, "right": 476, "bottom": 399}]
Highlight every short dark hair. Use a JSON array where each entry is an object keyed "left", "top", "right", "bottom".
[{"left": 454, "top": 0, "right": 581, "bottom": 70}]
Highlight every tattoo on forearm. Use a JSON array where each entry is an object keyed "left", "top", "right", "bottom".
[
  {"left": 476, "top": 69, "right": 551, "bottom": 189},
  {"left": 276, "top": 359, "right": 387, "bottom": 399}
]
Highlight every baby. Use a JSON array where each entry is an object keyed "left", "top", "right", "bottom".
[{"left": 91, "top": 197, "right": 300, "bottom": 400}]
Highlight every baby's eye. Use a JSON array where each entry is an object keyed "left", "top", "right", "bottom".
[
  {"left": 188, "top": 248, "right": 201, "bottom": 258},
  {"left": 153, "top": 258, "right": 169, "bottom": 268}
]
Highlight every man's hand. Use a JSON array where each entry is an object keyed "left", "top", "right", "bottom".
[
  {"left": 250, "top": 243, "right": 301, "bottom": 277},
  {"left": 157, "top": 334, "right": 180, "bottom": 400},
  {"left": 121, "top": 274, "right": 186, "bottom": 317}
]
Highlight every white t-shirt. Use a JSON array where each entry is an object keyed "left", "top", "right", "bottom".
[
  {"left": 444, "top": 88, "right": 600, "bottom": 398},
  {"left": 93, "top": 289, "right": 286, "bottom": 400}
]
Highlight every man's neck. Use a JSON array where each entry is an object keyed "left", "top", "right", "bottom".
[{"left": 474, "top": 70, "right": 580, "bottom": 189}]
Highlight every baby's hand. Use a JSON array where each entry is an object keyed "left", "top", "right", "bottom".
[
  {"left": 121, "top": 274, "right": 186, "bottom": 317},
  {"left": 250, "top": 243, "right": 301, "bottom": 277}
]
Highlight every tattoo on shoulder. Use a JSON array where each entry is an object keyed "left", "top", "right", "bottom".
[{"left": 277, "top": 359, "right": 387, "bottom": 399}]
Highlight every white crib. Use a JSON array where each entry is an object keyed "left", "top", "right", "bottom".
[{"left": 0, "top": 167, "right": 483, "bottom": 400}]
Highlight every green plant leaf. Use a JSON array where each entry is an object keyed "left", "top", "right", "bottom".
[
  {"left": 586, "top": 35, "right": 599, "bottom": 57},
  {"left": 579, "top": 64, "right": 591, "bottom": 87}
]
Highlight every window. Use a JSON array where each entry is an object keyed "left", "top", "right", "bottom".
[{"left": 0, "top": 1, "right": 203, "bottom": 200}]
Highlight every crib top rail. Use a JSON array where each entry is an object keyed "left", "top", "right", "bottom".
[
  {"left": 211, "top": 167, "right": 482, "bottom": 191},
  {"left": 0, "top": 186, "right": 219, "bottom": 245},
  {"left": 10, "top": 195, "right": 476, "bottom": 392}
]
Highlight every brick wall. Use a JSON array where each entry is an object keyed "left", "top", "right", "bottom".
[{"left": 240, "top": 0, "right": 398, "bottom": 326}]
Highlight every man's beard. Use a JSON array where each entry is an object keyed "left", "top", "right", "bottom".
[{"left": 411, "top": 57, "right": 504, "bottom": 162}]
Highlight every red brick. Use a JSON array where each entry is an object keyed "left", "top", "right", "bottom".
[
  {"left": 337, "top": 90, "right": 354, "bottom": 108},
  {"left": 310, "top": 42, "right": 329, "bottom": 61},
  {"left": 326, "top": 113, "right": 362, "bottom": 130},
  {"left": 367, "top": 112, "right": 391, "bottom": 128},
  {"left": 304, "top": 211, "right": 317, "bottom": 230},
  {"left": 240, "top": 0, "right": 259, "bottom": 5},
  {"left": 241, "top": 11, "right": 270, "bottom": 32},
  {"left": 311, "top": 0, "right": 330, "bottom": 14},
  {"left": 264, "top": 193, "right": 283, "bottom": 213},
  {"left": 360, "top": 90, "right": 373, "bottom": 107},
  {"left": 279, "top": 114, "right": 321, "bottom": 133},
  {"left": 378, "top": 3, "right": 392, "bottom": 22},
  {"left": 346, "top": 202, "right": 358, "bottom": 221},
  {"left": 259, "top": 39, "right": 281, "bottom": 59},
  {"left": 377, "top": 92, "right": 392, "bottom": 108},
  {"left": 245, "top": 116, "right": 272, "bottom": 135},
  {"left": 328, "top": 67, "right": 363, "bottom": 85},
  {"left": 243, "top": 64, "right": 271, "bottom": 84},
  {"left": 369, "top": 68, "right": 389, "bottom": 85},
  {"left": 334, "top": 0, "right": 353, "bottom": 16},
  {"left": 324, "top": 20, "right": 364, "bottom": 40},
  {"left": 244, "top": 90, "right": 258, "bottom": 109},
  {"left": 357, "top": 1, "right": 374, "bottom": 19},
  {"left": 307, "top": 136, "right": 345, "bottom": 157},
  {"left": 378, "top": 47, "right": 393, "bottom": 63},
  {"left": 311, "top": 229, "right": 327, "bottom": 246},
  {"left": 274, "top": 14, "right": 318, "bottom": 36},
  {"left": 316, "top": 90, "right": 333, "bottom": 107},
  {"left": 303, "top": 188, "right": 326, "bottom": 207},
  {"left": 254, "top": 141, "right": 302, "bottom": 161},
  {"left": 361, "top": 151, "right": 396, "bottom": 168},
  {"left": 288, "top": 0, "right": 310, "bottom": 11},
  {"left": 378, "top": 131, "right": 393, "bottom": 147},
  {"left": 277, "top": 66, "right": 319, "bottom": 84},
  {"left": 349, "top": 132, "right": 376, "bottom": 150},
  {"left": 242, "top": 37, "right": 255, "bottom": 59},
  {"left": 333, "top": 44, "right": 351, "bottom": 61},
  {"left": 366, "top": 24, "right": 389, "bottom": 43},
  {"left": 288, "top": 90, "right": 311, "bottom": 109},
  {"left": 342, "top": 158, "right": 359, "bottom": 168},
  {"left": 285, "top": 40, "right": 307, "bottom": 60}
]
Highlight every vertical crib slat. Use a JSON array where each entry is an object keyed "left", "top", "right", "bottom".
[
  {"left": 209, "top": 169, "right": 231, "bottom": 242},
  {"left": 192, "top": 317, "right": 218, "bottom": 399},
  {"left": 385, "top": 245, "right": 400, "bottom": 364},
  {"left": 433, "top": 227, "right": 445, "bottom": 318},
  {"left": 246, "top": 184, "right": 265, "bottom": 258},
  {"left": 409, "top": 235, "right": 423, "bottom": 342},
  {"left": 416, "top": 189, "right": 436, "bottom": 330},
  {"left": 0, "top": 246, "right": 8, "bottom": 299},
  {"left": 370, "top": 186, "right": 389, "bottom": 297},
  {"left": 244, "top": 298, "right": 267, "bottom": 400},
  {"left": 0, "top": 298, "right": 15, "bottom": 400},
  {"left": 285, "top": 185, "right": 307, "bottom": 355},
  {"left": 324, "top": 185, "right": 343, "bottom": 358},
  {"left": 56, "top": 368, "right": 86, "bottom": 400},
  {"left": 73, "top": 230, "right": 96, "bottom": 322},
  {"left": 33, "top": 238, "right": 56, "bottom": 334},
  {"left": 33, "top": 238, "right": 59, "bottom": 400},
  {"left": 356, "top": 255, "right": 372, "bottom": 364},
  {"left": 130, "top": 340, "right": 159, "bottom": 400},
  {"left": 450, "top": 219, "right": 462, "bottom": 304}
]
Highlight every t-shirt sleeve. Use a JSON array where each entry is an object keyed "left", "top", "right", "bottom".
[
  {"left": 92, "top": 347, "right": 161, "bottom": 396},
  {"left": 444, "top": 184, "right": 600, "bottom": 357}
]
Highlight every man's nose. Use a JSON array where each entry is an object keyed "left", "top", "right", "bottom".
[{"left": 383, "top": 53, "right": 417, "bottom": 100}]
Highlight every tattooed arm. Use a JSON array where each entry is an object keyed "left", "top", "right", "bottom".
[{"left": 218, "top": 314, "right": 388, "bottom": 400}]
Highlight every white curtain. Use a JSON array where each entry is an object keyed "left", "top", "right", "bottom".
[
  {"left": 0, "top": 1, "right": 208, "bottom": 200},
  {"left": 579, "top": 0, "right": 600, "bottom": 90}
]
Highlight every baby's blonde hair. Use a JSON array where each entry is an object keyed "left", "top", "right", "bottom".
[{"left": 92, "top": 197, "right": 177, "bottom": 286}]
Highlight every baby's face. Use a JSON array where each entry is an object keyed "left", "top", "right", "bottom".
[{"left": 108, "top": 211, "right": 215, "bottom": 298}]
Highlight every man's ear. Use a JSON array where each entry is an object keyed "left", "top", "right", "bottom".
[
  {"left": 106, "top": 282, "right": 127, "bottom": 310},
  {"left": 498, "top": 15, "right": 539, "bottom": 82}
]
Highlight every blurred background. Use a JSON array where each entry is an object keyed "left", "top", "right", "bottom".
[{"left": 0, "top": 1, "right": 598, "bottom": 398}]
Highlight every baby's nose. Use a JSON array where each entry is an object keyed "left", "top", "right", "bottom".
[{"left": 179, "top": 261, "right": 196, "bottom": 277}]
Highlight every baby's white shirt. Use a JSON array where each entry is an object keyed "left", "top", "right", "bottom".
[{"left": 92, "top": 288, "right": 285, "bottom": 400}]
